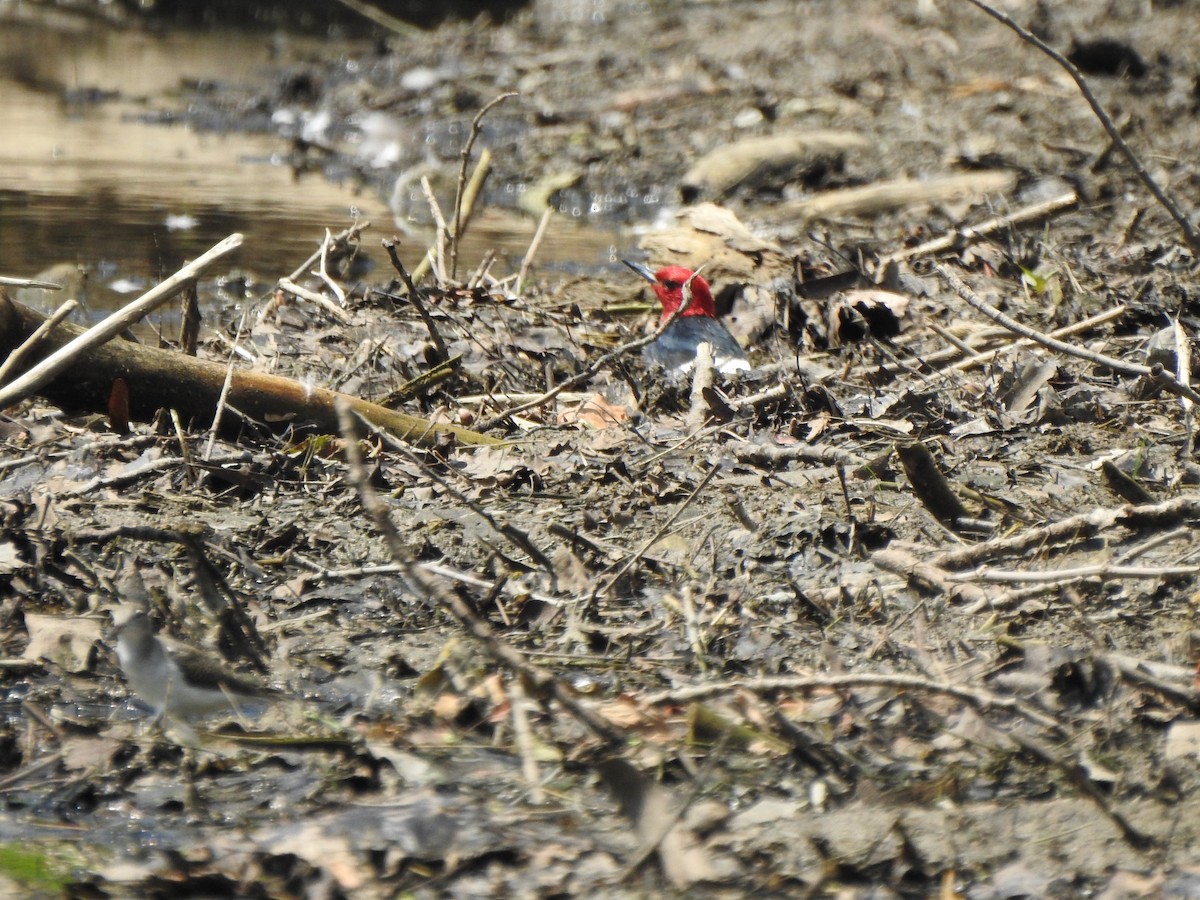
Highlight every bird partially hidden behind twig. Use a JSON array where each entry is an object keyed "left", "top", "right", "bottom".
[
  {"left": 623, "top": 260, "right": 751, "bottom": 376},
  {"left": 111, "top": 607, "right": 282, "bottom": 730}
]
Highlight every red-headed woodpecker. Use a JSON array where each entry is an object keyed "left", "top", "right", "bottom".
[{"left": 623, "top": 260, "right": 751, "bottom": 375}]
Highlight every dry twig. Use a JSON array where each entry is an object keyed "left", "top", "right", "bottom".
[
  {"left": 450, "top": 93, "right": 516, "bottom": 279},
  {"left": 336, "top": 401, "right": 627, "bottom": 749},
  {"left": 962, "top": 0, "right": 1199, "bottom": 252},
  {"left": 936, "top": 264, "right": 1200, "bottom": 405}
]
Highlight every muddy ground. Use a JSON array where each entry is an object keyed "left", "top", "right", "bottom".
[{"left": 4, "top": 0, "right": 1200, "bottom": 896}]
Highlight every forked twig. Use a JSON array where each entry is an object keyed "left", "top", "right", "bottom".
[
  {"left": 935, "top": 264, "right": 1200, "bottom": 405},
  {"left": 450, "top": 93, "right": 517, "bottom": 280}
]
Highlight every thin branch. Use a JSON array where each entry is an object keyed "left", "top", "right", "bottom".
[
  {"left": 962, "top": 0, "right": 1199, "bottom": 251},
  {"left": 930, "top": 303, "right": 1127, "bottom": 378},
  {"left": 277, "top": 277, "right": 352, "bottom": 324},
  {"left": 477, "top": 266, "right": 703, "bottom": 430},
  {"left": 336, "top": 401, "right": 628, "bottom": 750},
  {"left": 935, "top": 264, "right": 1200, "bottom": 405},
  {"left": 948, "top": 562, "right": 1200, "bottom": 583},
  {"left": 451, "top": 93, "right": 516, "bottom": 280},
  {"left": 877, "top": 190, "right": 1078, "bottom": 270},
  {"left": 382, "top": 237, "right": 449, "bottom": 362},
  {"left": 516, "top": 207, "right": 553, "bottom": 297}
]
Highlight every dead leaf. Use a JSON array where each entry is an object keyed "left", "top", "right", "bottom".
[
  {"left": 23, "top": 613, "right": 101, "bottom": 673},
  {"left": 596, "top": 759, "right": 736, "bottom": 888},
  {"left": 558, "top": 393, "right": 630, "bottom": 429}
]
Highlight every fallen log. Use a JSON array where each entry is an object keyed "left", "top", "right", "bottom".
[{"left": 0, "top": 291, "right": 501, "bottom": 448}]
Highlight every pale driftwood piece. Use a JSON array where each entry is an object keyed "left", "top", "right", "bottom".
[
  {"left": 1175, "top": 318, "right": 1193, "bottom": 449},
  {"left": 775, "top": 170, "right": 1018, "bottom": 225},
  {"left": 0, "top": 234, "right": 243, "bottom": 410},
  {"left": 516, "top": 207, "right": 553, "bottom": 296},
  {"left": 0, "top": 276, "right": 62, "bottom": 289},
  {"left": 871, "top": 547, "right": 1000, "bottom": 610},
  {"left": 277, "top": 277, "right": 352, "bottom": 325},
  {"left": 877, "top": 190, "right": 1078, "bottom": 269},
  {"left": 729, "top": 383, "right": 788, "bottom": 410},
  {"left": 0, "top": 294, "right": 501, "bottom": 448},
  {"left": 681, "top": 131, "right": 868, "bottom": 199},
  {"left": 685, "top": 342, "right": 715, "bottom": 434}
]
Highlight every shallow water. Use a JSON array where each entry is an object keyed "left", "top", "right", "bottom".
[{"left": 0, "top": 10, "right": 621, "bottom": 321}]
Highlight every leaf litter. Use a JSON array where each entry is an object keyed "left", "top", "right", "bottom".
[{"left": 3, "top": 0, "right": 1200, "bottom": 897}]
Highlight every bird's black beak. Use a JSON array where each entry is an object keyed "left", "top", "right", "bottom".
[{"left": 622, "top": 259, "right": 658, "bottom": 285}]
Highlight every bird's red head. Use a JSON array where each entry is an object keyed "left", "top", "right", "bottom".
[
  {"left": 647, "top": 265, "right": 717, "bottom": 320},
  {"left": 624, "top": 259, "right": 718, "bottom": 320}
]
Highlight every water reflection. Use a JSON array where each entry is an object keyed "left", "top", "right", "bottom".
[{"left": 0, "top": 10, "right": 622, "bottom": 322}]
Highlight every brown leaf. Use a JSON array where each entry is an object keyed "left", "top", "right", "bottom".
[{"left": 23, "top": 613, "right": 101, "bottom": 674}]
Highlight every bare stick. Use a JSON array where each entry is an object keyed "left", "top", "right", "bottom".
[
  {"left": 277, "top": 277, "right": 353, "bottom": 325},
  {"left": 0, "top": 276, "right": 62, "bottom": 289},
  {"left": 0, "top": 234, "right": 243, "bottom": 410},
  {"left": 962, "top": 0, "right": 1199, "bottom": 252},
  {"left": 478, "top": 267, "right": 703, "bottom": 430},
  {"left": 931, "top": 304, "right": 1127, "bottom": 377},
  {"left": 451, "top": 93, "right": 516, "bottom": 280},
  {"left": 412, "top": 151, "right": 492, "bottom": 285},
  {"left": 328, "top": 0, "right": 419, "bottom": 35},
  {"left": 204, "top": 308, "right": 248, "bottom": 462},
  {"left": 0, "top": 299, "right": 78, "bottom": 383},
  {"left": 948, "top": 561, "right": 1200, "bottom": 583},
  {"left": 336, "top": 400, "right": 628, "bottom": 749},
  {"left": 509, "top": 676, "right": 543, "bottom": 803},
  {"left": 382, "top": 237, "right": 449, "bottom": 362},
  {"left": 516, "top": 208, "right": 553, "bottom": 297},
  {"left": 420, "top": 176, "right": 449, "bottom": 284},
  {"left": 877, "top": 191, "right": 1077, "bottom": 269},
  {"left": 684, "top": 342, "right": 715, "bottom": 433},
  {"left": 935, "top": 264, "right": 1200, "bottom": 404}
]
